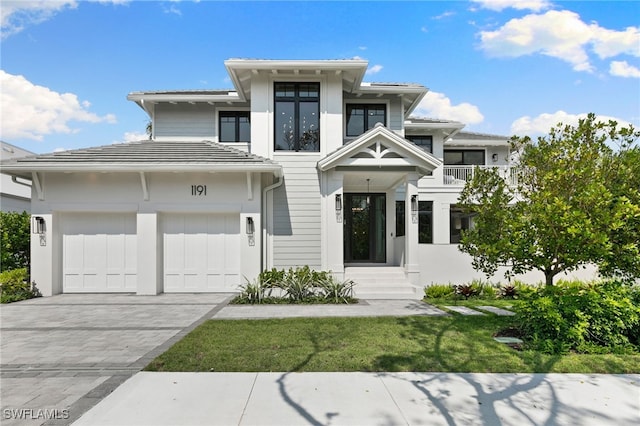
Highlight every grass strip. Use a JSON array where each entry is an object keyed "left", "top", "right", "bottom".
[{"left": 146, "top": 316, "right": 640, "bottom": 374}]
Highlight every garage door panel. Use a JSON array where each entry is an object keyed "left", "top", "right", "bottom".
[
  {"left": 163, "top": 213, "right": 240, "bottom": 293},
  {"left": 62, "top": 213, "right": 137, "bottom": 293}
]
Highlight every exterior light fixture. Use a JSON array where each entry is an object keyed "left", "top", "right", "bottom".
[
  {"left": 492, "top": 153, "right": 498, "bottom": 162},
  {"left": 335, "top": 194, "right": 342, "bottom": 212},
  {"left": 246, "top": 217, "right": 254, "bottom": 235},
  {"left": 32, "top": 216, "right": 45, "bottom": 234},
  {"left": 411, "top": 195, "right": 418, "bottom": 214}
]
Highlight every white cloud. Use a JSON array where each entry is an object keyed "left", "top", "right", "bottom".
[
  {"left": 479, "top": 10, "right": 640, "bottom": 73},
  {"left": 1, "top": 0, "right": 128, "bottom": 38},
  {"left": 610, "top": 60, "right": 640, "bottom": 78},
  {"left": 114, "top": 131, "right": 148, "bottom": 144},
  {"left": 433, "top": 11, "right": 455, "bottom": 20},
  {"left": 0, "top": 70, "right": 117, "bottom": 141},
  {"left": 366, "top": 64, "right": 383, "bottom": 75},
  {"left": 471, "top": 0, "right": 552, "bottom": 12},
  {"left": 510, "top": 110, "right": 634, "bottom": 135},
  {"left": 413, "top": 91, "right": 484, "bottom": 124}
]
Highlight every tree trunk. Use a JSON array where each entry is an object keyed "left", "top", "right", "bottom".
[{"left": 544, "top": 270, "right": 555, "bottom": 286}]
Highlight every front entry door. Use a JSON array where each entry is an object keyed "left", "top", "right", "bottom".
[{"left": 344, "top": 193, "right": 386, "bottom": 263}]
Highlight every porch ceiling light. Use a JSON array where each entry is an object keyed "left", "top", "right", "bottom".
[
  {"left": 411, "top": 195, "right": 418, "bottom": 214},
  {"left": 335, "top": 194, "right": 342, "bottom": 212}
]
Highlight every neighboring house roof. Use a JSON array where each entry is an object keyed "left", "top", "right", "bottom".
[
  {"left": 1, "top": 141, "right": 34, "bottom": 201},
  {"left": 318, "top": 123, "right": 442, "bottom": 176},
  {"left": 0, "top": 140, "right": 282, "bottom": 179}
]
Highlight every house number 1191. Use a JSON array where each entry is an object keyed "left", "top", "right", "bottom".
[{"left": 191, "top": 185, "right": 207, "bottom": 196}]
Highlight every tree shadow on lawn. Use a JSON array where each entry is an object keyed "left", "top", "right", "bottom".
[{"left": 371, "top": 315, "right": 628, "bottom": 426}]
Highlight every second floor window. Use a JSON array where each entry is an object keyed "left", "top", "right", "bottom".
[
  {"left": 444, "top": 150, "right": 485, "bottom": 165},
  {"left": 275, "top": 82, "right": 319, "bottom": 152},
  {"left": 407, "top": 135, "right": 433, "bottom": 153},
  {"left": 219, "top": 112, "right": 250, "bottom": 142},
  {"left": 346, "top": 104, "right": 386, "bottom": 136}
]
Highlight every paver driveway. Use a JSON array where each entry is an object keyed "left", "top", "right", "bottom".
[{"left": 0, "top": 293, "right": 233, "bottom": 426}]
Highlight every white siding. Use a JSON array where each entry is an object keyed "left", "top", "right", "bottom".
[
  {"left": 272, "top": 155, "right": 322, "bottom": 269},
  {"left": 154, "top": 103, "right": 215, "bottom": 139}
]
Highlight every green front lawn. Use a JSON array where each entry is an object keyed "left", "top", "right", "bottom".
[{"left": 145, "top": 315, "right": 640, "bottom": 374}]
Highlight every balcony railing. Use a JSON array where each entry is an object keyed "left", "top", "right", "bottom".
[{"left": 443, "top": 165, "right": 518, "bottom": 186}]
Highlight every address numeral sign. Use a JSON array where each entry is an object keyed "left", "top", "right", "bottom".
[{"left": 191, "top": 185, "right": 207, "bottom": 196}]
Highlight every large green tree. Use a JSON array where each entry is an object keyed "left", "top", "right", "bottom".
[{"left": 458, "top": 113, "right": 640, "bottom": 286}]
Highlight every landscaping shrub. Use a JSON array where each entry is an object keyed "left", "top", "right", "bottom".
[
  {"left": 514, "top": 279, "right": 640, "bottom": 354},
  {"left": 233, "top": 266, "right": 356, "bottom": 304},
  {"left": 0, "top": 211, "right": 30, "bottom": 272},
  {"left": 0, "top": 268, "right": 41, "bottom": 303},
  {"left": 318, "top": 276, "right": 355, "bottom": 304},
  {"left": 424, "top": 284, "right": 455, "bottom": 299}
]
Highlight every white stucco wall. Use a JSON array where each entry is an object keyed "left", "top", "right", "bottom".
[{"left": 30, "top": 171, "right": 263, "bottom": 296}]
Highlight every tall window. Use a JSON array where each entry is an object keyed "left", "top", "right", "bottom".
[
  {"left": 407, "top": 135, "right": 433, "bottom": 153},
  {"left": 395, "top": 201, "right": 405, "bottom": 237},
  {"left": 419, "top": 201, "right": 433, "bottom": 244},
  {"left": 444, "top": 150, "right": 485, "bottom": 165},
  {"left": 275, "top": 83, "right": 319, "bottom": 151},
  {"left": 219, "top": 112, "right": 250, "bottom": 142},
  {"left": 346, "top": 104, "right": 386, "bottom": 136},
  {"left": 450, "top": 205, "right": 475, "bottom": 244}
]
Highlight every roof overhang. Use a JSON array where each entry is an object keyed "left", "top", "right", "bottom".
[
  {"left": 356, "top": 84, "right": 428, "bottom": 117},
  {"left": 318, "top": 123, "right": 441, "bottom": 176},
  {"left": 405, "top": 118, "right": 466, "bottom": 141},
  {"left": 225, "top": 59, "right": 369, "bottom": 101},
  {"left": 0, "top": 163, "right": 282, "bottom": 180},
  {"left": 445, "top": 131, "right": 510, "bottom": 147}
]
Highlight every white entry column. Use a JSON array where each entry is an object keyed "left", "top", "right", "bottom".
[{"left": 404, "top": 173, "right": 420, "bottom": 285}]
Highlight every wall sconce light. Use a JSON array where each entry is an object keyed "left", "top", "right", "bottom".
[
  {"left": 411, "top": 195, "right": 418, "bottom": 214},
  {"left": 246, "top": 217, "right": 254, "bottom": 235},
  {"left": 335, "top": 194, "right": 342, "bottom": 212},
  {"left": 32, "top": 216, "right": 46, "bottom": 234},
  {"left": 492, "top": 153, "right": 498, "bottom": 162}
]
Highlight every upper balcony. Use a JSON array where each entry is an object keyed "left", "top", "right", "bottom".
[{"left": 443, "top": 165, "right": 519, "bottom": 186}]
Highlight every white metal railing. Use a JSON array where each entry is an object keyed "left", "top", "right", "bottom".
[{"left": 443, "top": 165, "right": 518, "bottom": 186}]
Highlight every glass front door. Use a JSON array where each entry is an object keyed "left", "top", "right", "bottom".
[{"left": 344, "top": 193, "right": 386, "bottom": 263}]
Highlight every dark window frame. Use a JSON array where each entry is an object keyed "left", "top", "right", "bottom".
[
  {"left": 219, "top": 111, "right": 250, "bottom": 142},
  {"left": 450, "top": 205, "right": 476, "bottom": 244},
  {"left": 406, "top": 135, "right": 433, "bottom": 153},
  {"left": 274, "top": 82, "right": 320, "bottom": 152},
  {"left": 395, "top": 201, "right": 405, "bottom": 237},
  {"left": 346, "top": 104, "right": 387, "bottom": 136},
  {"left": 418, "top": 201, "right": 433, "bottom": 244},
  {"left": 444, "top": 149, "right": 485, "bottom": 165}
]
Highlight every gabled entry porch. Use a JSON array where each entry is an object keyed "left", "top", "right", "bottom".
[{"left": 318, "top": 124, "right": 442, "bottom": 287}]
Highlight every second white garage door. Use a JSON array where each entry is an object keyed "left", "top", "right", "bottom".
[{"left": 162, "top": 213, "right": 241, "bottom": 292}]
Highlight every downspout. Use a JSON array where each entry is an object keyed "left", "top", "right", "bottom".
[{"left": 261, "top": 171, "right": 283, "bottom": 271}]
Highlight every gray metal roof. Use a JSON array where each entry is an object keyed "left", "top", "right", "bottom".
[
  {"left": 452, "top": 131, "right": 510, "bottom": 140},
  {"left": 0, "top": 140, "right": 281, "bottom": 177}
]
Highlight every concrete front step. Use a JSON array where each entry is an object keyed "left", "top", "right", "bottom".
[{"left": 346, "top": 267, "right": 423, "bottom": 300}]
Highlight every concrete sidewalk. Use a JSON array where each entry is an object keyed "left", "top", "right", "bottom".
[
  {"left": 73, "top": 372, "right": 640, "bottom": 425},
  {"left": 213, "top": 299, "right": 448, "bottom": 319}
]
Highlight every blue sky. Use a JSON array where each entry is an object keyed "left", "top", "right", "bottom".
[{"left": 1, "top": 0, "right": 638, "bottom": 154}]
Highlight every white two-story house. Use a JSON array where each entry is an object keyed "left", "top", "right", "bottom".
[{"left": 2, "top": 58, "right": 528, "bottom": 298}]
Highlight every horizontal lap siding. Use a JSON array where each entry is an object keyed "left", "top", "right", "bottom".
[
  {"left": 155, "top": 104, "right": 215, "bottom": 138},
  {"left": 272, "top": 156, "right": 322, "bottom": 270}
]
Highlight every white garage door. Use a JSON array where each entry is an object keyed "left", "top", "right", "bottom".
[
  {"left": 62, "top": 213, "right": 137, "bottom": 293},
  {"left": 163, "top": 213, "right": 240, "bottom": 292}
]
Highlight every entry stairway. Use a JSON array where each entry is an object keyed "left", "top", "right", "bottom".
[{"left": 345, "top": 266, "right": 423, "bottom": 300}]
